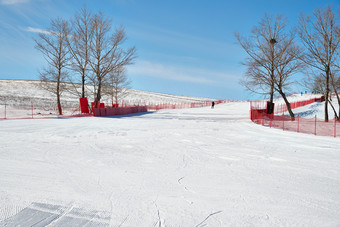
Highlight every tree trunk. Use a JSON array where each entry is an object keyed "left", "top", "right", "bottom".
[
  {"left": 95, "top": 78, "right": 102, "bottom": 107},
  {"left": 57, "top": 66, "right": 63, "bottom": 115},
  {"left": 267, "top": 83, "right": 274, "bottom": 114},
  {"left": 325, "top": 67, "right": 330, "bottom": 121},
  {"left": 330, "top": 74, "right": 340, "bottom": 120},
  {"left": 115, "top": 85, "right": 118, "bottom": 106},
  {"left": 56, "top": 80, "right": 62, "bottom": 115},
  {"left": 280, "top": 91, "right": 294, "bottom": 118},
  {"left": 328, "top": 98, "right": 339, "bottom": 119},
  {"left": 81, "top": 69, "right": 85, "bottom": 98},
  {"left": 270, "top": 85, "right": 274, "bottom": 103},
  {"left": 57, "top": 93, "right": 62, "bottom": 115}
]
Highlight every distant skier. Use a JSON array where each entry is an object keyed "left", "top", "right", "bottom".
[{"left": 211, "top": 101, "right": 215, "bottom": 109}]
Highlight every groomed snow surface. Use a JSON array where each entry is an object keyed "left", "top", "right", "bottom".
[{"left": 0, "top": 101, "right": 340, "bottom": 226}]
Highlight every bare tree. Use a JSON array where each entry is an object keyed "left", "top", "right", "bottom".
[
  {"left": 298, "top": 6, "right": 340, "bottom": 121},
  {"left": 235, "top": 15, "right": 277, "bottom": 107},
  {"left": 88, "top": 12, "right": 136, "bottom": 107},
  {"left": 273, "top": 33, "right": 304, "bottom": 118},
  {"left": 236, "top": 14, "right": 301, "bottom": 117},
  {"left": 331, "top": 27, "right": 340, "bottom": 119},
  {"left": 305, "top": 73, "right": 326, "bottom": 94},
  {"left": 67, "top": 7, "right": 93, "bottom": 98},
  {"left": 35, "top": 18, "right": 71, "bottom": 115},
  {"left": 104, "top": 66, "right": 131, "bottom": 106}
]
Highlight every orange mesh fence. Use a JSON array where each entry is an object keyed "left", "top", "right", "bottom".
[
  {"left": 250, "top": 97, "right": 340, "bottom": 137},
  {"left": 1, "top": 100, "right": 224, "bottom": 119},
  {"left": 99, "top": 100, "right": 224, "bottom": 111},
  {"left": 275, "top": 97, "right": 324, "bottom": 115},
  {"left": 259, "top": 115, "right": 340, "bottom": 137},
  {"left": 0, "top": 104, "right": 82, "bottom": 120}
]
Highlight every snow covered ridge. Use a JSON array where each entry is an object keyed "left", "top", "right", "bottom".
[{"left": 0, "top": 79, "right": 215, "bottom": 107}]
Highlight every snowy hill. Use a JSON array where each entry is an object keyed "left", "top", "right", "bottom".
[{"left": 0, "top": 79, "right": 215, "bottom": 107}]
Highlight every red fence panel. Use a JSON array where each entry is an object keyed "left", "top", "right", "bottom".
[
  {"left": 250, "top": 97, "right": 340, "bottom": 138},
  {"left": 93, "top": 106, "right": 148, "bottom": 117},
  {"left": 1, "top": 99, "right": 225, "bottom": 120},
  {"left": 79, "top": 98, "right": 89, "bottom": 114}
]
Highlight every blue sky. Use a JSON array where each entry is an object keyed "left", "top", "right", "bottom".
[{"left": 0, "top": 0, "right": 339, "bottom": 100}]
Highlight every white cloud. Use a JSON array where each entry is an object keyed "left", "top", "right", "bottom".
[
  {"left": 26, "top": 27, "right": 51, "bottom": 35},
  {"left": 0, "top": 0, "right": 29, "bottom": 5},
  {"left": 129, "top": 60, "right": 236, "bottom": 85}
]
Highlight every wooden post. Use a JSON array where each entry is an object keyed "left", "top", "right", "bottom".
[{"left": 314, "top": 115, "right": 317, "bottom": 136}]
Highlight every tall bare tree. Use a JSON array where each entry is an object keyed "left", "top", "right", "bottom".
[
  {"left": 35, "top": 18, "right": 71, "bottom": 115},
  {"left": 235, "top": 15, "right": 277, "bottom": 107},
  {"left": 236, "top": 14, "right": 301, "bottom": 117},
  {"left": 67, "top": 7, "right": 93, "bottom": 98},
  {"left": 273, "top": 33, "right": 304, "bottom": 118},
  {"left": 298, "top": 6, "right": 340, "bottom": 121},
  {"left": 88, "top": 12, "right": 136, "bottom": 107}
]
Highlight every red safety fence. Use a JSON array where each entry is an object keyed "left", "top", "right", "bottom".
[
  {"left": 0, "top": 100, "right": 224, "bottom": 119},
  {"left": 250, "top": 97, "right": 340, "bottom": 137},
  {"left": 0, "top": 104, "right": 83, "bottom": 120},
  {"left": 93, "top": 106, "right": 148, "bottom": 117},
  {"left": 146, "top": 100, "right": 224, "bottom": 111},
  {"left": 255, "top": 114, "right": 340, "bottom": 137},
  {"left": 274, "top": 96, "right": 324, "bottom": 115},
  {"left": 91, "top": 100, "right": 224, "bottom": 117}
]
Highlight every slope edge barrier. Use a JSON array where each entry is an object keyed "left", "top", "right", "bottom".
[
  {"left": 0, "top": 100, "right": 225, "bottom": 119},
  {"left": 250, "top": 96, "right": 340, "bottom": 137}
]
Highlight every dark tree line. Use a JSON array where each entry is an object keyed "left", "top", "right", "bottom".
[
  {"left": 236, "top": 5, "right": 340, "bottom": 121},
  {"left": 35, "top": 7, "right": 136, "bottom": 115}
]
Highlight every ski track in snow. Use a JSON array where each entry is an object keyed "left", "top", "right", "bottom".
[{"left": 0, "top": 101, "right": 340, "bottom": 226}]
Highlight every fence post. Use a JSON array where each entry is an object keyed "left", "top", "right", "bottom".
[
  {"left": 314, "top": 115, "right": 317, "bottom": 136},
  {"left": 31, "top": 103, "right": 34, "bottom": 119},
  {"left": 282, "top": 113, "right": 284, "bottom": 131}
]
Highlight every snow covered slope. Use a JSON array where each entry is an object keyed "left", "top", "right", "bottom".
[
  {"left": 0, "top": 101, "right": 339, "bottom": 226},
  {"left": 0, "top": 79, "right": 215, "bottom": 107}
]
